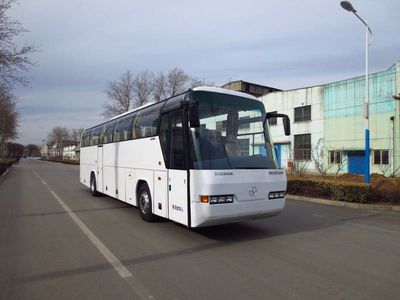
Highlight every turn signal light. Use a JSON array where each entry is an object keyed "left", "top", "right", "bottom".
[
  {"left": 201, "top": 195, "right": 234, "bottom": 204},
  {"left": 200, "top": 196, "right": 209, "bottom": 203}
]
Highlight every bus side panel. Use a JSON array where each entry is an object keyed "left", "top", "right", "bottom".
[
  {"left": 125, "top": 168, "right": 136, "bottom": 206},
  {"left": 80, "top": 146, "right": 97, "bottom": 188},
  {"left": 116, "top": 166, "right": 126, "bottom": 201},
  {"left": 153, "top": 170, "right": 168, "bottom": 218},
  {"left": 102, "top": 143, "right": 117, "bottom": 198}
]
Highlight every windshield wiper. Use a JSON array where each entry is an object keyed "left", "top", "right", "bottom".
[{"left": 233, "top": 167, "right": 265, "bottom": 169}]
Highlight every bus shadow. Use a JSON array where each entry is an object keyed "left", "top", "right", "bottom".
[{"left": 191, "top": 208, "right": 339, "bottom": 243}]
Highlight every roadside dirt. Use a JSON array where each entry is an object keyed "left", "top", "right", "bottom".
[{"left": 287, "top": 173, "right": 400, "bottom": 203}]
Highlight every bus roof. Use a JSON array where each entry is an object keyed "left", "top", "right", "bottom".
[
  {"left": 193, "top": 86, "right": 258, "bottom": 101},
  {"left": 84, "top": 86, "right": 260, "bottom": 132}
]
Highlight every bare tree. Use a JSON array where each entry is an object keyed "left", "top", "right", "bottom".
[
  {"left": 6, "top": 141, "right": 23, "bottom": 157},
  {"left": 190, "top": 77, "right": 214, "bottom": 88},
  {"left": 132, "top": 70, "right": 153, "bottom": 107},
  {"left": 166, "top": 68, "right": 190, "bottom": 97},
  {"left": 287, "top": 145, "right": 310, "bottom": 177},
  {"left": 152, "top": 71, "right": 167, "bottom": 102},
  {"left": 311, "top": 138, "right": 329, "bottom": 176},
  {"left": 332, "top": 151, "right": 347, "bottom": 179},
  {"left": 71, "top": 128, "right": 84, "bottom": 142},
  {"left": 47, "top": 126, "right": 70, "bottom": 158},
  {"left": 0, "top": 85, "right": 18, "bottom": 158},
  {"left": 0, "top": 0, "right": 36, "bottom": 87},
  {"left": 24, "top": 144, "right": 39, "bottom": 157},
  {"left": 102, "top": 70, "right": 134, "bottom": 119}
]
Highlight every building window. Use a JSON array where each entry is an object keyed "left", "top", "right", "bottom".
[
  {"left": 294, "top": 134, "right": 311, "bottom": 160},
  {"left": 238, "top": 116, "right": 250, "bottom": 130},
  {"left": 238, "top": 138, "right": 249, "bottom": 156},
  {"left": 294, "top": 105, "right": 311, "bottom": 122},
  {"left": 373, "top": 150, "right": 389, "bottom": 165},
  {"left": 268, "top": 111, "right": 277, "bottom": 126},
  {"left": 329, "top": 151, "right": 342, "bottom": 164},
  {"left": 216, "top": 120, "right": 227, "bottom": 132}
]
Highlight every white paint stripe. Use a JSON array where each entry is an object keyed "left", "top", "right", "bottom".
[
  {"left": 49, "top": 190, "right": 133, "bottom": 278},
  {"left": 32, "top": 169, "right": 153, "bottom": 299},
  {"left": 1, "top": 168, "right": 9, "bottom": 177}
]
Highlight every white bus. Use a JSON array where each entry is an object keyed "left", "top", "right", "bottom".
[{"left": 80, "top": 87, "right": 290, "bottom": 227}]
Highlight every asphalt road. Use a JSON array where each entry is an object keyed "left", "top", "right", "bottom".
[{"left": 1, "top": 159, "right": 399, "bottom": 300}]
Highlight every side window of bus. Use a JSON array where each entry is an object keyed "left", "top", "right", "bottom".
[
  {"left": 132, "top": 103, "right": 163, "bottom": 139},
  {"left": 84, "top": 130, "right": 92, "bottom": 147},
  {"left": 114, "top": 115, "right": 133, "bottom": 142},
  {"left": 169, "top": 110, "right": 186, "bottom": 170},
  {"left": 91, "top": 126, "right": 101, "bottom": 146},
  {"left": 99, "top": 124, "right": 107, "bottom": 144},
  {"left": 81, "top": 131, "right": 87, "bottom": 147},
  {"left": 104, "top": 121, "right": 116, "bottom": 143},
  {"left": 159, "top": 114, "right": 169, "bottom": 167}
]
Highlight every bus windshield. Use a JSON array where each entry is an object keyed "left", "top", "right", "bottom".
[{"left": 189, "top": 91, "right": 277, "bottom": 170}]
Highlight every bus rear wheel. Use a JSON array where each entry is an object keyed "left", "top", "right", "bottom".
[
  {"left": 90, "top": 173, "right": 99, "bottom": 197},
  {"left": 138, "top": 183, "right": 156, "bottom": 222}
]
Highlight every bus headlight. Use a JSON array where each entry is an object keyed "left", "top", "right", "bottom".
[
  {"left": 201, "top": 195, "right": 234, "bottom": 204},
  {"left": 268, "top": 191, "right": 285, "bottom": 199}
]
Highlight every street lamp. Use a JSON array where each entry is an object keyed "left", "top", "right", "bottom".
[{"left": 340, "top": 1, "right": 372, "bottom": 184}]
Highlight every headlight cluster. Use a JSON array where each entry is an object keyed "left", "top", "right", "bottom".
[
  {"left": 268, "top": 191, "right": 285, "bottom": 199},
  {"left": 200, "top": 195, "right": 234, "bottom": 204}
]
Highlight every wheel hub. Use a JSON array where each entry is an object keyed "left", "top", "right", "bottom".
[{"left": 139, "top": 191, "right": 150, "bottom": 214}]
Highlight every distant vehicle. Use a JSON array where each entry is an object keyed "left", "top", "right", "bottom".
[{"left": 80, "top": 87, "right": 290, "bottom": 227}]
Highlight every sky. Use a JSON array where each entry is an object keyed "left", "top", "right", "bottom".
[{"left": 9, "top": 0, "right": 400, "bottom": 145}]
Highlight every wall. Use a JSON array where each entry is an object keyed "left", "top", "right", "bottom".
[
  {"left": 324, "top": 65, "right": 397, "bottom": 175},
  {"left": 260, "top": 85, "right": 324, "bottom": 172}
]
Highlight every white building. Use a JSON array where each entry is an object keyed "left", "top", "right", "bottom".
[
  {"left": 260, "top": 86, "right": 324, "bottom": 173},
  {"left": 62, "top": 144, "right": 79, "bottom": 160}
]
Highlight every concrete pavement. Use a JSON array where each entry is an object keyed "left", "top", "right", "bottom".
[{"left": 1, "top": 159, "right": 399, "bottom": 299}]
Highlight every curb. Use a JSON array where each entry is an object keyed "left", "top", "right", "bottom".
[
  {"left": 0, "top": 167, "right": 10, "bottom": 185},
  {"left": 287, "top": 194, "right": 400, "bottom": 213},
  {"left": 1, "top": 168, "right": 9, "bottom": 177}
]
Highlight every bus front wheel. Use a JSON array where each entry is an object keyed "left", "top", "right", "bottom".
[
  {"left": 138, "top": 183, "right": 156, "bottom": 222},
  {"left": 90, "top": 173, "right": 99, "bottom": 197}
]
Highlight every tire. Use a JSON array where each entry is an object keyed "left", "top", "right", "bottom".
[
  {"left": 138, "top": 183, "right": 156, "bottom": 222},
  {"left": 90, "top": 173, "right": 99, "bottom": 197}
]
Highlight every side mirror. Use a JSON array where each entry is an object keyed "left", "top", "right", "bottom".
[
  {"left": 266, "top": 112, "right": 291, "bottom": 136},
  {"left": 283, "top": 115, "right": 291, "bottom": 136},
  {"left": 189, "top": 102, "right": 200, "bottom": 128}
]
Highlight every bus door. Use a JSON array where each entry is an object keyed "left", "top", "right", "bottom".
[
  {"left": 160, "top": 109, "right": 189, "bottom": 226},
  {"left": 97, "top": 145, "right": 103, "bottom": 193}
]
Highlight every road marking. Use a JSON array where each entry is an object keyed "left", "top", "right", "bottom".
[
  {"left": 311, "top": 213, "right": 325, "bottom": 218},
  {"left": 1, "top": 168, "right": 9, "bottom": 177},
  {"left": 31, "top": 168, "right": 153, "bottom": 299}
]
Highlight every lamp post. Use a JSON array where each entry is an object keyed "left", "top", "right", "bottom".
[{"left": 340, "top": 1, "right": 372, "bottom": 184}]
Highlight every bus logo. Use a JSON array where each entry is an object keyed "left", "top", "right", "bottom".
[
  {"left": 249, "top": 186, "right": 257, "bottom": 197},
  {"left": 172, "top": 204, "right": 184, "bottom": 212}
]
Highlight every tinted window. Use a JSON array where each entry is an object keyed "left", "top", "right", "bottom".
[
  {"left": 90, "top": 126, "right": 101, "bottom": 146},
  {"left": 132, "top": 103, "right": 163, "bottom": 139},
  {"left": 99, "top": 124, "right": 107, "bottom": 144},
  {"left": 81, "top": 131, "right": 88, "bottom": 147},
  {"left": 83, "top": 130, "right": 92, "bottom": 147},
  {"left": 169, "top": 110, "right": 186, "bottom": 170},
  {"left": 114, "top": 115, "right": 133, "bottom": 142},
  {"left": 159, "top": 114, "right": 169, "bottom": 167},
  {"left": 103, "top": 121, "right": 116, "bottom": 143}
]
